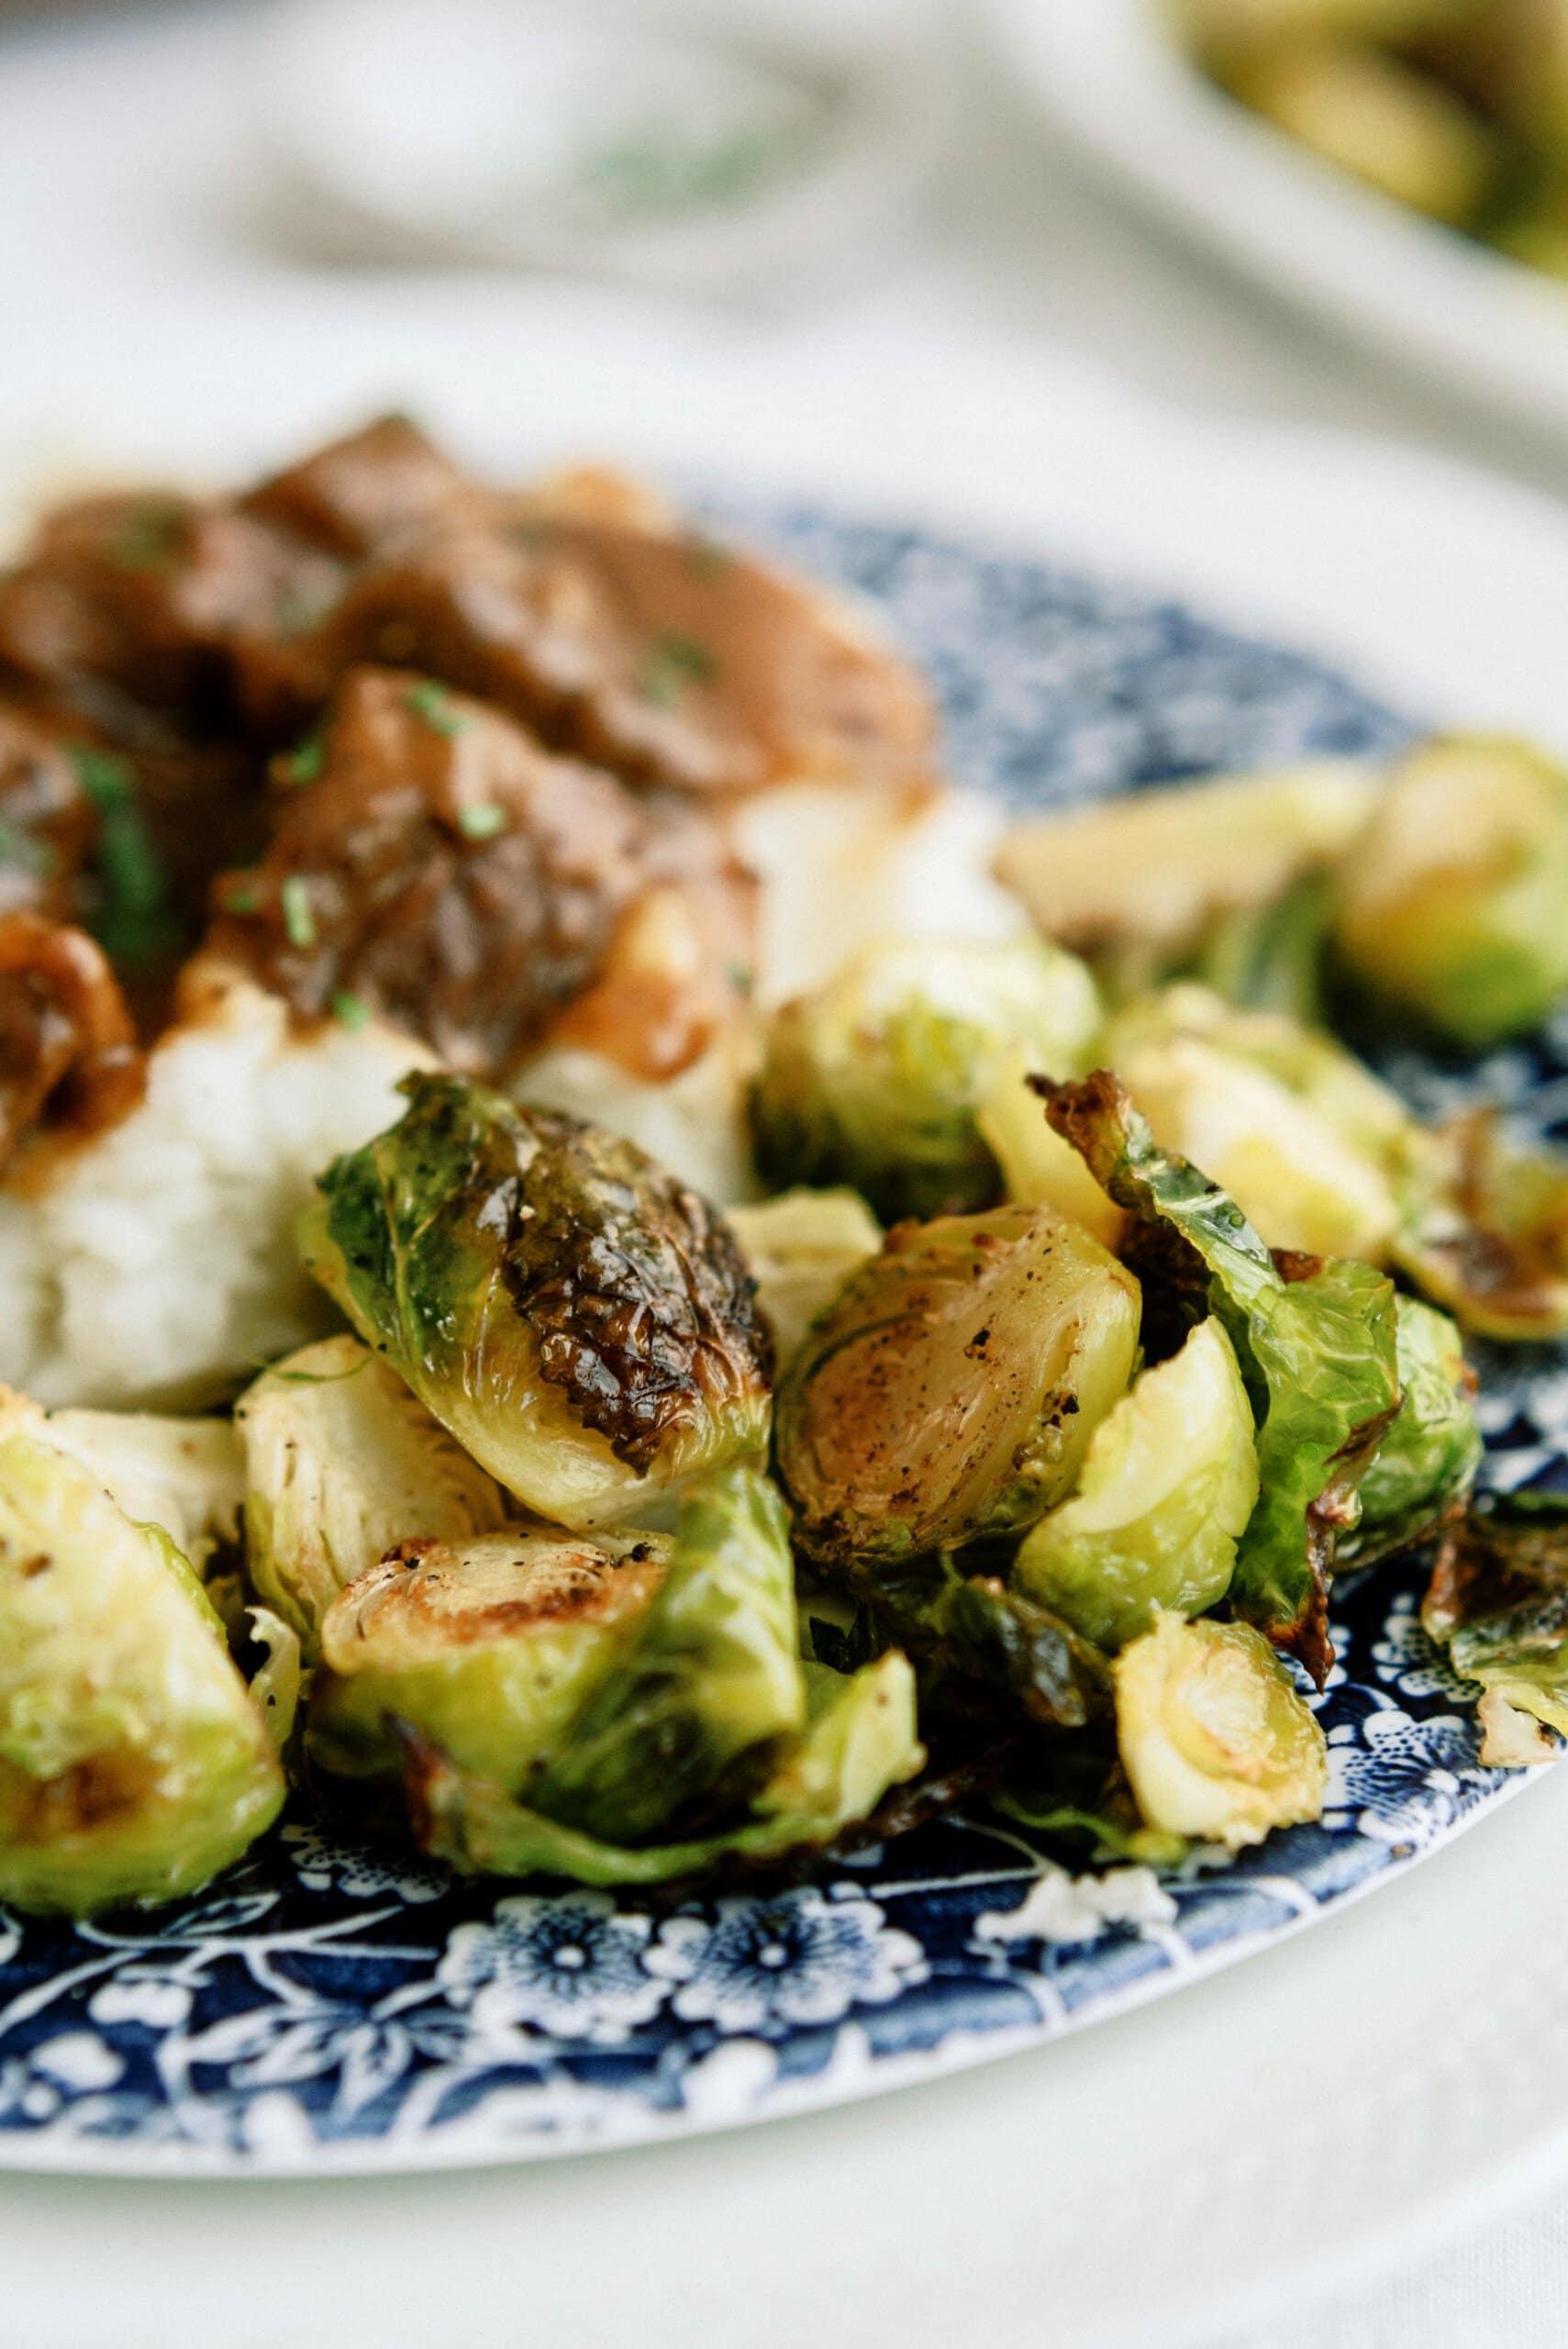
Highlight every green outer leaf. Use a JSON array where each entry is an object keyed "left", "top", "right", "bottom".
[
  {"left": 1041, "top": 1074, "right": 1400, "bottom": 1676},
  {"left": 406, "top": 1651, "right": 922, "bottom": 1886},
  {"left": 1422, "top": 1493, "right": 1568, "bottom": 1761},
  {"left": 1337, "top": 1296, "right": 1481, "bottom": 1569},
  {"left": 532, "top": 1465, "right": 805, "bottom": 1842}
]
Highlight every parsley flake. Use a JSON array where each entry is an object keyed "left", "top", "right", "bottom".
[
  {"left": 405, "top": 680, "right": 468, "bottom": 737},
  {"left": 281, "top": 875, "right": 317, "bottom": 951},
  {"left": 639, "top": 632, "right": 718, "bottom": 707},
  {"left": 457, "top": 801, "right": 507, "bottom": 841}
]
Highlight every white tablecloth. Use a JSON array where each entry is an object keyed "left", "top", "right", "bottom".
[{"left": 1, "top": 7, "right": 1565, "bottom": 2343}]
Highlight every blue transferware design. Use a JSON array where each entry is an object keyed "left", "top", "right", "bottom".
[{"left": 0, "top": 502, "right": 1562, "bottom": 2176}]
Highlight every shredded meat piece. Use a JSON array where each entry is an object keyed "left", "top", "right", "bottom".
[
  {"left": 241, "top": 413, "right": 479, "bottom": 557},
  {"left": 0, "top": 913, "right": 144, "bottom": 1168}
]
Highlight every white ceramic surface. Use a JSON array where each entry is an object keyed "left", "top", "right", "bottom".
[{"left": 988, "top": 0, "right": 1568, "bottom": 446}]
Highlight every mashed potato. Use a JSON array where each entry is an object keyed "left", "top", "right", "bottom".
[{"left": 0, "top": 971, "right": 430, "bottom": 1409}]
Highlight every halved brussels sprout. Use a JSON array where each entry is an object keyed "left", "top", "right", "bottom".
[
  {"left": 407, "top": 1649, "right": 922, "bottom": 1887},
  {"left": 235, "top": 1334, "right": 509, "bottom": 1652},
  {"left": 1423, "top": 1493, "right": 1568, "bottom": 1765},
  {"left": 977, "top": 1053, "right": 1124, "bottom": 1249},
  {"left": 0, "top": 1385, "right": 242, "bottom": 1576},
  {"left": 726, "top": 1188, "right": 883, "bottom": 1372},
  {"left": 0, "top": 1434, "right": 284, "bottom": 1914},
  {"left": 1334, "top": 736, "right": 1568, "bottom": 1047},
  {"left": 1041, "top": 1073, "right": 1400, "bottom": 1678},
  {"left": 748, "top": 935, "right": 1101, "bottom": 1222},
  {"left": 1014, "top": 1319, "right": 1260, "bottom": 1650},
  {"left": 994, "top": 762, "right": 1380, "bottom": 992},
  {"left": 1337, "top": 1297, "right": 1481, "bottom": 1569},
  {"left": 776, "top": 1202, "right": 1141, "bottom": 1564},
  {"left": 300, "top": 1073, "right": 772, "bottom": 1531},
  {"left": 1114, "top": 1611, "right": 1328, "bottom": 1851},
  {"left": 308, "top": 1525, "right": 670, "bottom": 1791}
]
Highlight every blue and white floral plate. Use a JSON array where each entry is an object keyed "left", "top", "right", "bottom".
[{"left": 2, "top": 503, "right": 1562, "bottom": 2179}]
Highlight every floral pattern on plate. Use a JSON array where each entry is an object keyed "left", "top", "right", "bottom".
[{"left": 0, "top": 501, "right": 1560, "bottom": 2176}]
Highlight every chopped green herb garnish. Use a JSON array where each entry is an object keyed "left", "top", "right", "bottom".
[
  {"left": 281, "top": 875, "right": 317, "bottom": 952},
  {"left": 509, "top": 515, "right": 556, "bottom": 551},
  {"left": 221, "top": 880, "right": 264, "bottom": 917},
  {"left": 405, "top": 680, "right": 468, "bottom": 737},
  {"left": 104, "top": 498, "right": 186, "bottom": 573},
  {"left": 726, "top": 961, "right": 756, "bottom": 998},
  {"left": 72, "top": 748, "right": 135, "bottom": 808},
  {"left": 330, "top": 989, "right": 372, "bottom": 1033},
  {"left": 282, "top": 729, "right": 325, "bottom": 786},
  {"left": 639, "top": 632, "right": 719, "bottom": 707},
  {"left": 457, "top": 801, "right": 507, "bottom": 841}
]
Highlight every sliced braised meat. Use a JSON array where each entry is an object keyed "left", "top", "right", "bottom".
[
  {"left": 0, "top": 492, "right": 345, "bottom": 736},
  {"left": 0, "top": 706, "right": 98, "bottom": 923},
  {"left": 328, "top": 507, "right": 936, "bottom": 800},
  {"left": 0, "top": 913, "right": 144, "bottom": 1169},
  {"left": 207, "top": 666, "right": 655, "bottom": 1073},
  {"left": 241, "top": 414, "right": 477, "bottom": 558}
]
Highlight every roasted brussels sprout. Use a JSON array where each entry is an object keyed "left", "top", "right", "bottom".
[
  {"left": 0, "top": 1386, "right": 242, "bottom": 1575},
  {"left": 725, "top": 1188, "right": 883, "bottom": 1373},
  {"left": 1394, "top": 1108, "right": 1568, "bottom": 1343},
  {"left": 308, "top": 1526, "right": 670, "bottom": 1791},
  {"left": 748, "top": 935, "right": 1101, "bottom": 1223},
  {"left": 1014, "top": 1319, "right": 1260, "bottom": 1650},
  {"left": 1334, "top": 737, "right": 1568, "bottom": 1048},
  {"left": 839, "top": 1552, "right": 1113, "bottom": 1733},
  {"left": 0, "top": 1434, "right": 284, "bottom": 1914},
  {"left": 1041, "top": 1073, "right": 1400, "bottom": 1677},
  {"left": 407, "top": 1648, "right": 922, "bottom": 1887},
  {"left": 1182, "top": 0, "right": 1482, "bottom": 40},
  {"left": 1423, "top": 1493, "right": 1568, "bottom": 1765},
  {"left": 1336, "top": 1297, "right": 1480, "bottom": 1569},
  {"left": 1114, "top": 1612, "right": 1329, "bottom": 1852},
  {"left": 994, "top": 762, "right": 1379, "bottom": 993},
  {"left": 300, "top": 1074, "right": 772, "bottom": 1531},
  {"left": 776, "top": 1203, "right": 1140, "bottom": 1564},
  {"left": 236, "top": 1334, "right": 509, "bottom": 1652}
]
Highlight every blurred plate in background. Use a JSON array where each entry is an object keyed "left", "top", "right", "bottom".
[{"left": 988, "top": 0, "right": 1568, "bottom": 445}]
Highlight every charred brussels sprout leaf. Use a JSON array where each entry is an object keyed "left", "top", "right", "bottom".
[
  {"left": 726, "top": 1187, "right": 883, "bottom": 1373},
  {"left": 1041, "top": 1074, "right": 1400, "bottom": 1678},
  {"left": 776, "top": 1202, "right": 1140, "bottom": 1564},
  {"left": 406, "top": 1649, "right": 922, "bottom": 1888},
  {"left": 0, "top": 1435, "right": 284, "bottom": 1914},
  {"left": 748, "top": 935, "right": 1101, "bottom": 1222},
  {"left": 529, "top": 1465, "right": 806, "bottom": 1843},
  {"left": 1335, "top": 736, "right": 1568, "bottom": 1048},
  {"left": 1337, "top": 1297, "right": 1480, "bottom": 1569},
  {"left": 308, "top": 1526, "right": 669, "bottom": 1790},
  {"left": 1114, "top": 1612, "right": 1328, "bottom": 1852},
  {"left": 1015, "top": 1318, "right": 1259, "bottom": 1650},
  {"left": 237, "top": 1335, "right": 510, "bottom": 1652},
  {"left": 977, "top": 1054, "right": 1124, "bottom": 1249},
  {"left": 845, "top": 1553, "right": 1112, "bottom": 1733},
  {"left": 301, "top": 1073, "right": 772, "bottom": 1530},
  {"left": 1424, "top": 1493, "right": 1568, "bottom": 1765}
]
